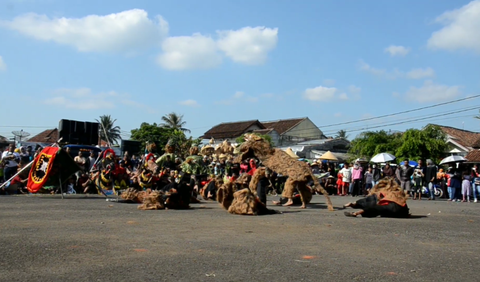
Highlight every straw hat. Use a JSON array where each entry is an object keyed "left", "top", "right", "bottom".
[{"left": 285, "top": 148, "right": 299, "bottom": 159}]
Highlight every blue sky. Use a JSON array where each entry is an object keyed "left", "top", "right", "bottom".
[{"left": 0, "top": 0, "right": 479, "bottom": 141}]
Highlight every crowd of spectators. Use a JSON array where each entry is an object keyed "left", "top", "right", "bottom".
[{"left": 1, "top": 142, "right": 479, "bottom": 203}]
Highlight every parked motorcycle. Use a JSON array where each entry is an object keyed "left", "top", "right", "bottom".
[{"left": 421, "top": 184, "right": 444, "bottom": 198}]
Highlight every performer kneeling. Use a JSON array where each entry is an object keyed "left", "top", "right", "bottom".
[{"left": 343, "top": 178, "right": 410, "bottom": 218}]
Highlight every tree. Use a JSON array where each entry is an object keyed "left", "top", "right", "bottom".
[
  {"left": 396, "top": 125, "right": 447, "bottom": 163},
  {"left": 336, "top": 130, "right": 348, "bottom": 139},
  {"left": 475, "top": 110, "right": 480, "bottom": 120},
  {"left": 130, "top": 123, "right": 176, "bottom": 153},
  {"left": 96, "top": 115, "right": 122, "bottom": 145},
  {"left": 348, "top": 130, "right": 400, "bottom": 159},
  {"left": 161, "top": 112, "right": 190, "bottom": 133},
  {"left": 168, "top": 130, "right": 202, "bottom": 159},
  {"left": 348, "top": 125, "right": 448, "bottom": 163}
]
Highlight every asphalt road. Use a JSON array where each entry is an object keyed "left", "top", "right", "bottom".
[{"left": 0, "top": 194, "right": 479, "bottom": 282}]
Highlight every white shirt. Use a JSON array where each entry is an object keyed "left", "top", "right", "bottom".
[
  {"left": 340, "top": 167, "right": 352, "bottom": 183},
  {"left": 2, "top": 151, "right": 20, "bottom": 168}
]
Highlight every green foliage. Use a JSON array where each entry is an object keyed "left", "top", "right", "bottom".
[
  {"left": 168, "top": 129, "right": 202, "bottom": 159},
  {"left": 348, "top": 125, "right": 447, "bottom": 163},
  {"left": 96, "top": 115, "right": 122, "bottom": 145},
  {"left": 130, "top": 123, "right": 201, "bottom": 158},
  {"left": 349, "top": 130, "right": 399, "bottom": 158},
  {"left": 396, "top": 125, "right": 447, "bottom": 163},
  {"left": 236, "top": 133, "right": 274, "bottom": 147},
  {"left": 160, "top": 112, "right": 190, "bottom": 133},
  {"left": 130, "top": 122, "right": 175, "bottom": 153},
  {"left": 336, "top": 129, "right": 348, "bottom": 139}
]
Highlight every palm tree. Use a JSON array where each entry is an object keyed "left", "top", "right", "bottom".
[
  {"left": 336, "top": 129, "right": 348, "bottom": 139},
  {"left": 160, "top": 112, "right": 191, "bottom": 133},
  {"left": 96, "top": 115, "right": 122, "bottom": 145}
]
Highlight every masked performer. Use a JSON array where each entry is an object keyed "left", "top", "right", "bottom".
[
  {"left": 343, "top": 178, "right": 410, "bottom": 218},
  {"left": 181, "top": 145, "right": 208, "bottom": 175},
  {"left": 155, "top": 140, "right": 176, "bottom": 168}
]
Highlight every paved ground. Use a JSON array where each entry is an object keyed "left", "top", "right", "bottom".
[{"left": 0, "top": 194, "right": 479, "bottom": 282}]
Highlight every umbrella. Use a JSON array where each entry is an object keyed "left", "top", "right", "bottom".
[
  {"left": 439, "top": 155, "right": 466, "bottom": 165},
  {"left": 318, "top": 151, "right": 338, "bottom": 161},
  {"left": 371, "top": 153, "right": 396, "bottom": 163},
  {"left": 285, "top": 148, "right": 299, "bottom": 159},
  {"left": 355, "top": 157, "right": 368, "bottom": 163},
  {"left": 408, "top": 160, "right": 418, "bottom": 167}
]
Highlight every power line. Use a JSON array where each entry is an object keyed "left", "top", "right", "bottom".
[
  {"left": 317, "top": 94, "right": 480, "bottom": 128},
  {"left": 322, "top": 109, "right": 479, "bottom": 135},
  {"left": 321, "top": 105, "right": 480, "bottom": 136}
]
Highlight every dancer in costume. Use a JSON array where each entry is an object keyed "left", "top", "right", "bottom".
[
  {"left": 155, "top": 139, "right": 176, "bottom": 168},
  {"left": 181, "top": 145, "right": 209, "bottom": 175},
  {"left": 343, "top": 178, "right": 410, "bottom": 218}
]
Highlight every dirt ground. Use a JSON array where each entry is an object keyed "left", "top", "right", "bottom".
[{"left": 0, "top": 194, "right": 479, "bottom": 282}]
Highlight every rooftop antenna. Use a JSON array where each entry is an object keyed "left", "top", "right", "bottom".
[{"left": 12, "top": 129, "right": 30, "bottom": 143}]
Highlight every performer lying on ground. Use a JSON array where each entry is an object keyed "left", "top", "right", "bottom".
[{"left": 343, "top": 178, "right": 410, "bottom": 218}]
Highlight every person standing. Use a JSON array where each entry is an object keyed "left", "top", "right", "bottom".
[
  {"left": 74, "top": 151, "right": 86, "bottom": 183},
  {"left": 424, "top": 159, "right": 438, "bottom": 200},
  {"left": 372, "top": 164, "right": 381, "bottom": 186},
  {"left": 1, "top": 145, "right": 20, "bottom": 181},
  {"left": 399, "top": 159, "right": 414, "bottom": 194},
  {"left": 351, "top": 163, "right": 363, "bottom": 197},
  {"left": 340, "top": 163, "right": 351, "bottom": 196},
  {"left": 88, "top": 151, "right": 96, "bottom": 172},
  {"left": 462, "top": 171, "right": 472, "bottom": 202},
  {"left": 383, "top": 163, "right": 394, "bottom": 178},
  {"left": 413, "top": 159, "right": 425, "bottom": 200},
  {"left": 364, "top": 167, "right": 374, "bottom": 193},
  {"left": 471, "top": 165, "right": 480, "bottom": 203}
]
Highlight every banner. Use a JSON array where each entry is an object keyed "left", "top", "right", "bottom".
[{"left": 27, "top": 147, "right": 60, "bottom": 193}]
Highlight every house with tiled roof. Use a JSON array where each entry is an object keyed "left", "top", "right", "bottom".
[
  {"left": 201, "top": 120, "right": 265, "bottom": 143},
  {"left": 27, "top": 129, "right": 59, "bottom": 143},
  {"left": 433, "top": 124, "right": 480, "bottom": 163},
  {"left": 202, "top": 117, "right": 325, "bottom": 147}
]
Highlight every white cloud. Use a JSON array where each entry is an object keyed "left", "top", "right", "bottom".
[
  {"left": 358, "top": 60, "right": 403, "bottom": 79},
  {"left": 179, "top": 99, "right": 200, "bottom": 107},
  {"left": 0, "top": 56, "right": 6, "bottom": 71},
  {"left": 303, "top": 86, "right": 338, "bottom": 101},
  {"left": 339, "top": 93, "right": 349, "bottom": 100},
  {"left": 2, "top": 9, "right": 168, "bottom": 53},
  {"left": 348, "top": 85, "right": 361, "bottom": 94},
  {"left": 217, "top": 26, "right": 278, "bottom": 65},
  {"left": 44, "top": 88, "right": 154, "bottom": 111},
  {"left": 157, "top": 34, "right": 222, "bottom": 70},
  {"left": 406, "top": 67, "right": 435, "bottom": 79},
  {"left": 404, "top": 80, "right": 461, "bottom": 102},
  {"left": 233, "top": 91, "right": 244, "bottom": 98},
  {"left": 428, "top": 0, "right": 480, "bottom": 53},
  {"left": 384, "top": 45, "right": 410, "bottom": 56},
  {"left": 359, "top": 60, "right": 386, "bottom": 76}
]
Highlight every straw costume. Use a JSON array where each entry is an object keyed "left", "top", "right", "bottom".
[
  {"left": 234, "top": 134, "right": 333, "bottom": 211},
  {"left": 343, "top": 178, "right": 410, "bottom": 218}
]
